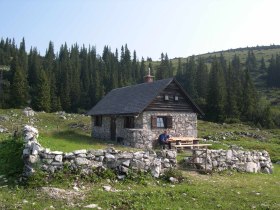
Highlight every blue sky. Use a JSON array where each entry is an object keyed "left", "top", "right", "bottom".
[{"left": 1, "top": 0, "right": 280, "bottom": 60}]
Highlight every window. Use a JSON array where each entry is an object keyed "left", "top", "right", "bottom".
[
  {"left": 124, "top": 116, "right": 135, "bottom": 128},
  {"left": 95, "top": 115, "right": 102, "bottom": 126},
  {"left": 164, "top": 95, "right": 169, "bottom": 101},
  {"left": 174, "top": 95, "right": 179, "bottom": 101},
  {"left": 151, "top": 116, "right": 172, "bottom": 129},
  {"left": 157, "top": 117, "right": 165, "bottom": 128}
]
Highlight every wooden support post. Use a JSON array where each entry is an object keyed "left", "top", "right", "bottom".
[{"left": 205, "top": 148, "right": 207, "bottom": 173}]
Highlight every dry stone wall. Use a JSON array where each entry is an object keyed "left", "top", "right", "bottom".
[
  {"left": 22, "top": 125, "right": 177, "bottom": 179},
  {"left": 189, "top": 149, "right": 273, "bottom": 174}
]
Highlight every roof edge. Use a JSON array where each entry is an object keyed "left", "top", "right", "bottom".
[{"left": 173, "top": 78, "right": 205, "bottom": 116}]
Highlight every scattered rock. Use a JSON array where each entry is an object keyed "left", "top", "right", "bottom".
[
  {"left": 169, "top": 177, "right": 178, "bottom": 183},
  {"left": 0, "top": 115, "right": 9, "bottom": 122},
  {"left": 23, "top": 107, "right": 35, "bottom": 117},
  {"left": 103, "top": 185, "right": 112, "bottom": 192},
  {"left": 84, "top": 204, "right": 99, "bottom": 209},
  {"left": 73, "top": 186, "right": 79, "bottom": 191},
  {"left": 0, "top": 126, "right": 8, "bottom": 133}
]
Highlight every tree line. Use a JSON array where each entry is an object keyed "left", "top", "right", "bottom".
[
  {"left": 267, "top": 54, "right": 280, "bottom": 88},
  {"left": 0, "top": 37, "right": 279, "bottom": 127},
  {"left": 176, "top": 50, "right": 278, "bottom": 128},
  {"left": 0, "top": 38, "right": 152, "bottom": 113}
]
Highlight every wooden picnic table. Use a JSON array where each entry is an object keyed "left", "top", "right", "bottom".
[{"left": 167, "top": 136, "right": 211, "bottom": 150}]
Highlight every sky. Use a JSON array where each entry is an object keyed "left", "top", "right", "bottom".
[{"left": 1, "top": 0, "right": 280, "bottom": 60}]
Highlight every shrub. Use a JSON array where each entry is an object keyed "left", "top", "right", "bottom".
[{"left": 0, "top": 137, "right": 24, "bottom": 183}]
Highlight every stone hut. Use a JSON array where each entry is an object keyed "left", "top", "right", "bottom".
[{"left": 88, "top": 74, "right": 203, "bottom": 149}]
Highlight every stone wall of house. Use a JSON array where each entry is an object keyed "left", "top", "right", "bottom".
[
  {"left": 22, "top": 125, "right": 177, "bottom": 179},
  {"left": 91, "top": 111, "right": 197, "bottom": 149},
  {"left": 91, "top": 116, "right": 111, "bottom": 140},
  {"left": 188, "top": 149, "right": 273, "bottom": 174},
  {"left": 142, "top": 111, "right": 197, "bottom": 140}
]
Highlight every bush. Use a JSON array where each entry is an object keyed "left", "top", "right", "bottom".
[
  {"left": 0, "top": 137, "right": 24, "bottom": 183},
  {"left": 125, "top": 170, "right": 153, "bottom": 185},
  {"left": 224, "top": 118, "right": 240, "bottom": 124}
]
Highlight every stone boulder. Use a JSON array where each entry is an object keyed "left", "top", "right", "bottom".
[{"left": 23, "top": 107, "right": 35, "bottom": 117}]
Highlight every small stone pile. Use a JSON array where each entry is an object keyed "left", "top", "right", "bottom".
[
  {"left": 23, "top": 107, "right": 35, "bottom": 117},
  {"left": 190, "top": 149, "right": 273, "bottom": 173},
  {"left": 22, "top": 125, "right": 177, "bottom": 179}
]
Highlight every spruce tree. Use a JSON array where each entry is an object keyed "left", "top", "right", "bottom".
[
  {"left": 139, "top": 57, "right": 146, "bottom": 83},
  {"left": 206, "top": 57, "right": 227, "bottom": 121},
  {"left": 32, "top": 70, "right": 51, "bottom": 112},
  {"left": 195, "top": 57, "right": 208, "bottom": 100},
  {"left": 242, "top": 68, "right": 257, "bottom": 121},
  {"left": 225, "top": 62, "right": 240, "bottom": 118},
  {"left": 184, "top": 56, "right": 197, "bottom": 98},
  {"left": 10, "top": 56, "right": 29, "bottom": 107},
  {"left": 259, "top": 57, "right": 266, "bottom": 73}
]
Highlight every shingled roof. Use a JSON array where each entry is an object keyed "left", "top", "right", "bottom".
[{"left": 87, "top": 77, "right": 203, "bottom": 116}]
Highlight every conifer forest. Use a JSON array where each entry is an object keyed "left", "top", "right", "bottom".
[{"left": 0, "top": 37, "right": 279, "bottom": 128}]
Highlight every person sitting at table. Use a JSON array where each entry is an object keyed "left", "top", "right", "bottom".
[{"left": 158, "top": 130, "right": 171, "bottom": 149}]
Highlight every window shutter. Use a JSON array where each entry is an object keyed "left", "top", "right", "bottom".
[
  {"left": 166, "top": 116, "right": 173, "bottom": 128},
  {"left": 151, "top": 116, "right": 157, "bottom": 129}
]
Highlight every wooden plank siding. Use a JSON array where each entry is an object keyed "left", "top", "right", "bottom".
[{"left": 145, "top": 81, "right": 195, "bottom": 112}]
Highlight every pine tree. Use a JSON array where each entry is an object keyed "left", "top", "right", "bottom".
[
  {"left": 246, "top": 50, "right": 257, "bottom": 72},
  {"left": 44, "top": 41, "right": 59, "bottom": 112},
  {"left": 131, "top": 50, "right": 139, "bottom": 84},
  {"left": 18, "top": 38, "right": 28, "bottom": 73},
  {"left": 69, "top": 44, "right": 81, "bottom": 112},
  {"left": 31, "top": 70, "right": 51, "bottom": 112},
  {"left": 139, "top": 57, "right": 146, "bottom": 83},
  {"left": 156, "top": 53, "right": 171, "bottom": 79},
  {"left": 225, "top": 62, "right": 240, "bottom": 118},
  {"left": 206, "top": 57, "right": 227, "bottom": 121},
  {"left": 184, "top": 56, "right": 197, "bottom": 98},
  {"left": 195, "top": 57, "right": 208, "bottom": 99},
  {"left": 242, "top": 68, "right": 257, "bottom": 120},
  {"left": 58, "top": 44, "right": 71, "bottom": 111},
  {"left": 259, "top": 57, "right": 266, "bottom": 72},
  {"left": 10, "top": 56, "right": 29, "bottom": 107},
  {"left": 231, "top": 54, "right": 244, "bottom": 113}
]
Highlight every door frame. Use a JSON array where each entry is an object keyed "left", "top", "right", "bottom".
[{"left": 110, "top": 116, "right": 116, "bottom": 141}]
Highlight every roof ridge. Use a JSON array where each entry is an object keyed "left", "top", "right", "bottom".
[{"left": 112, "top": 77, "right": 173, "bottom": 91}]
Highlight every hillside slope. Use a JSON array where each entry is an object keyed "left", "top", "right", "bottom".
[{"left": 150, "top": 45, "right": 280, "bottom": 107}]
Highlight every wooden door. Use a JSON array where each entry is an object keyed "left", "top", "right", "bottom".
[{"left": 110, "top": 116, "right": 116, "bottom": 141}]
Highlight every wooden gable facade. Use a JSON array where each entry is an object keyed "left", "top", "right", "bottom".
[{"left": 145, "top": 80, "right": 196, "bottom": 112}]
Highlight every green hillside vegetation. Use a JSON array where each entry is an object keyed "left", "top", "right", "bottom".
[
  {"left": 1, "top": 38, "right": 280, "bottom": 128},
  {"left": 0, "top": 110, "right": 279, "bottom": 209},
  {"left": 149, "top": 45, "right": 280, "bottom": 103}
]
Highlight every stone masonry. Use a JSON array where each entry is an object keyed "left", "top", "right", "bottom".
[
  {"left": 189, "top": 149, "right": 273, "bottom": 174},
  {"left": 92, "top": 111, "right": 197, "bottom": 149},
  {"left": 22, "top": 125, "right": 177, "bottom": 179}
]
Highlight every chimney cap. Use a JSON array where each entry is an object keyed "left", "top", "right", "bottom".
[{"left": 144, "top": 68, "right": 154, "bottom": 83}]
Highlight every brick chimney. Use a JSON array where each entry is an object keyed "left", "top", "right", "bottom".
[{"left": 144, "top": 68, "right": 154, "bottom": 83}]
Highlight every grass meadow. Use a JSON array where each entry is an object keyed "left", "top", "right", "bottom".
[{"left": 0, "top": 109, "right": 279, "bottom": 209}]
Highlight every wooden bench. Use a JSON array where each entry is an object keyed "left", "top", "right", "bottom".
[{"left": 172, "top": 144, "right": 212, "bottom": 150}]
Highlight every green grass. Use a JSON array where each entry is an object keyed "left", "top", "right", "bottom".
[
  {"left": 0, "top": 165, "right": 279, "bottom": 209},
  {"left": 0, "top": 109, "right": 280, "bottom": 209},
  {"left": 39, "top": 130, "right": 139, "bottom": 152},
  {"left": 198, "top": 120, "right": 280, "bottom": 162}
]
